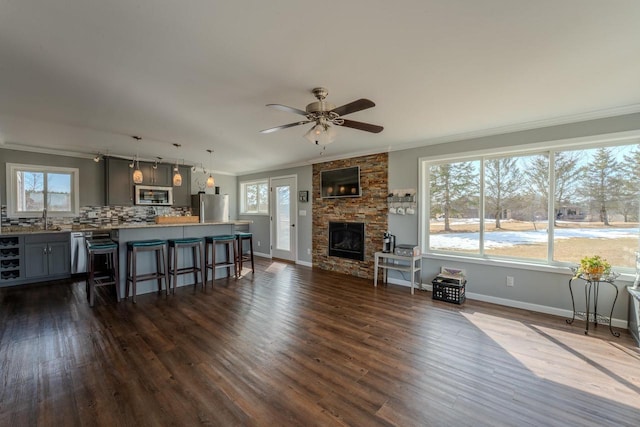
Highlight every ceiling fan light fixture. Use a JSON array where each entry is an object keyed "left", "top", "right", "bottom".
[
  {"left": 304, "top": 122, "right": 336, "bottom": 145},
  {"left": 262, "top": 87, "right": 382, "bottom": 142}
]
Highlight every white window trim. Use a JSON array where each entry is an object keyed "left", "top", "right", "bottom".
[
  {"left": 239, "top": 179, "right": 269, "bottom": 215},
  {"left": 419, "top": 131, "right": 640, "bottom": 273},
  {"left": 6, "top": 163, "right": 80, "bottom": 218}
]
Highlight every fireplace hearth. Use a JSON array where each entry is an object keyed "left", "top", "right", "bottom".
[{"left": 329, "top": 222, "right": 365, "bottom": 261}]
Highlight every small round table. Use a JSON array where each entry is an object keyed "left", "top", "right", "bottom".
[{"left": 567, "top": 268, "right": 620, "bottom": 337}]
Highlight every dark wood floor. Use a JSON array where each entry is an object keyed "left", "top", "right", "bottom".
[{"left": 1, "top": 259, "right": 639, "bottom": 426}]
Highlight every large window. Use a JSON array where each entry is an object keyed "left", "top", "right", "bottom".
[
  {"left": 240, "top": 179, "right": 269, "bottom": 214},
  {"left": 6, "top": 163, "right": 79, "bottom": 217},
  {"left": 423, "top": 142, "right": 640, "bottom": 271}
]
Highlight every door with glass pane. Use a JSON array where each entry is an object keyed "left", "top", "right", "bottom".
[{"left": 271, "top": 176, "right": 296, "bottom": 261}]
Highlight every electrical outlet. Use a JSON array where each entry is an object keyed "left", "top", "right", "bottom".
[
  {"left": 105, "top": 212, "right": 112, "bottom": 218},
  {"left": 87, "top": 211, "right": 98, "bottom": 218},
  {"left": 257, "top": 241, "right": 260, "bottom": 247},
  {"left": 307, "top": 248, "right": 311, "bottom": 255},
  {"left": 506, "top": 276, "right": 515, "bottom": 287}
]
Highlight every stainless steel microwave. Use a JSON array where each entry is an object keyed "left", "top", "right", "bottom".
[{"left": 134, "top": 185, "right": 173, "bottom": 206}]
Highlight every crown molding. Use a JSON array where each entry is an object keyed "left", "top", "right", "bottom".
[
  {"left": 238, "top": 103, "right": 640, "bottom": 175},
  {"left": 0, "top": 142, "right": 96, "bottom": 160},
  {"left": 389, "top": 103, "right": 640, "bottom": 153}
]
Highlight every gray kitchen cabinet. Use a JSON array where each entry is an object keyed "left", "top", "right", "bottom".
[
  {"left": 106, "top": 157, "right": 190, "bottom": 207},
  {"left": 24, "top": 233, "right": 71, "bottom": 280},
  {"left": 105, "top": 157, "right": 134, "bottom": 206},
  {"left": 140, "top": 162, "right": 171, "bottom": 186},
  {"left": 172, "top": 165, "right": 192, "bottom": 206},
  {"left": 0, "top": 236, "right": 23, "bottom": 285}
]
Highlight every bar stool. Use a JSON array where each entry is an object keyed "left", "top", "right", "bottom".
[
  {"left": 167, "top": 237, "right": 204, "bottom": 293},
  {"left": 204, "top": 235, "right": 237, "bottom": 284},
  {"left": 126, "top": 239, "right": 168, "bottom": 303},
  {"left": 235, "top": 232, "right": 255, "bottom": 277},
  {"left": 86, "top": 238, "right": 120, "bottom": 307}
]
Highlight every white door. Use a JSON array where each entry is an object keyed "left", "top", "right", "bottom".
[{"left": 271, "top": 176, "right": 296, "bottom": 261}]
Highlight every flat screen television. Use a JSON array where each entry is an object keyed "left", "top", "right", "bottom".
[{"left": 321, "top": 166, "right": 361, "bottom": 198}]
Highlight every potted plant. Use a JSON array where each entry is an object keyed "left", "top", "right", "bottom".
[{"left": 575, "top": 255, "right": 612, "bottom": 280}]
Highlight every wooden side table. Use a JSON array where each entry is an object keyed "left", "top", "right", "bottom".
[{"left": 374, "top": 251, "right": 422, "bottom": 294}]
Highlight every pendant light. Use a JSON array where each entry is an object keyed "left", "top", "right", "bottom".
[
  {"left": 172, "top": 143, "right": 182, "bottom": 187},
  {"left": 132, "top": 155, "right": 143, "bottom": 184},
  {"left": 132, "top": 136, "right": 143, "bottom": 184},
  {"left": 206, "top": 149, "right": 215, "bottom": 188}
]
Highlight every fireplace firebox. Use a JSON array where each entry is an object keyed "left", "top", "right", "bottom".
[{"left": 329, "top": 222, "right": 365, "bottom": 261}]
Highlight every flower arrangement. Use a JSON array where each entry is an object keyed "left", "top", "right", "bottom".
[{"left": 574, "top": 255, "right": 612, "bottom": 280}]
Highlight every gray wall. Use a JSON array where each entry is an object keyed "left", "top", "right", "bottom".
[
  {"left": 239, "top": 112, "right": 640, "bottom": 323},
  {"left": 237, "top": 165, "right": 313, "bottom": 263},
  {"left": 0, "top": 148, "right": 105, "bottom": 206},
  {"left": 190, "top": 171, "right": 238, "bottom": 220},
  {"left": 388, "top": 112, "right": 640, "bottom": 323},
  {"left": 1, "top": 148, "right": 241, "bottom": 220},
  {"left": 5, "top": 111, "right": 638, "bottom": 322}
]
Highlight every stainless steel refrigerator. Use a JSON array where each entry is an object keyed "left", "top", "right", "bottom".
[{"left": 191, "top": 194, "right": 229, "bottom": 222}]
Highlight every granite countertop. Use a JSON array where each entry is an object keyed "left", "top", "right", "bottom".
[
  {"left": 1, "top": 226, "right": 71, "bottom": 235},
  {"left": 112, "top": 220, "right": 250, "bottom": 230},
  {"left": 1, "top": 220, "right": 251, "bottom": 235}
]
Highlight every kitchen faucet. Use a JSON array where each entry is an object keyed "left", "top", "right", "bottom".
[{"left": 42, "top": 208, "right": 48, "bottom": 230}]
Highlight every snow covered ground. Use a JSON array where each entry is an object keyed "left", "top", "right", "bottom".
[{"left": 430, "top": 225, "right": 639, "bottom": 250}]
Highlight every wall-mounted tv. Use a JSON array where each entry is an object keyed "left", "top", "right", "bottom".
[{"left": 321, "top": 166, "right": 361, "bottom": 198}]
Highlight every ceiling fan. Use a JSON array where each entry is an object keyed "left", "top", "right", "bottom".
[{"left": 260, "top": 87, "right": 383, "bottom": 145}]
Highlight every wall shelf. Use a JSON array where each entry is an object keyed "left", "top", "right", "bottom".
[{"left": 387, "top": 195, "right": 415, "bottom": 203}]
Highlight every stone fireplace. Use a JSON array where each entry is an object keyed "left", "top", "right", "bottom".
[
  {"left": 328, "top": 222, "right": 365, "bottom": 261},
  {"left": 312, "top": 152, "right": 388, "bottom": 279}
]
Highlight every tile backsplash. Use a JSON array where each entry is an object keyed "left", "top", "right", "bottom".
[{"left": 1, "top": 205, "right": 191, "bottom": 229}]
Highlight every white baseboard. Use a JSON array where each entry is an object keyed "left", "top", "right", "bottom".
[
  {"left": 254, "top": 251, "right": 313, "bottom": 268},
  {"left": 296, "top": 260, "right": 312, "bottom": 267},
  {"left": 254, "top": 251, "right": 271, "bottom": 258},
  {"left": 385, "top": 278, "right": 628, "bottom": 329}
]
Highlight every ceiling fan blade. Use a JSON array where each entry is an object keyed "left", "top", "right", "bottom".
[
  {"left": 266, "top": 104, "right": 308, "bottom": 116},
  {"left": 260, "top": 120, "right": 311, "bottom": 134},
  {"left": 339, "top": 119, "right": 384, "bottom": 133},
  {"left": 330, "top": 99, "right": 375, "bottom": 116}
]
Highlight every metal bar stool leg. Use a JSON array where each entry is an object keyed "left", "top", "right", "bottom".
[
  {"left": 113, "top": 247, "right": 121, "bottom": 302},
  {"left": 132, "top": 248, "right": 138, "bottom": 303}
]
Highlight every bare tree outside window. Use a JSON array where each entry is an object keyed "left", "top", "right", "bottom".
[
  {"left": 424, "top": 143, "right": 640, "bottom": 270},
  {"left": 429, "top": 161, "right": 480, "bottom": 254}
]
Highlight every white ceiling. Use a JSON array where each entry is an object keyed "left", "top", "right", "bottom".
[{"left": 1, "top": 1, "right": 639, "bottom": 175}]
